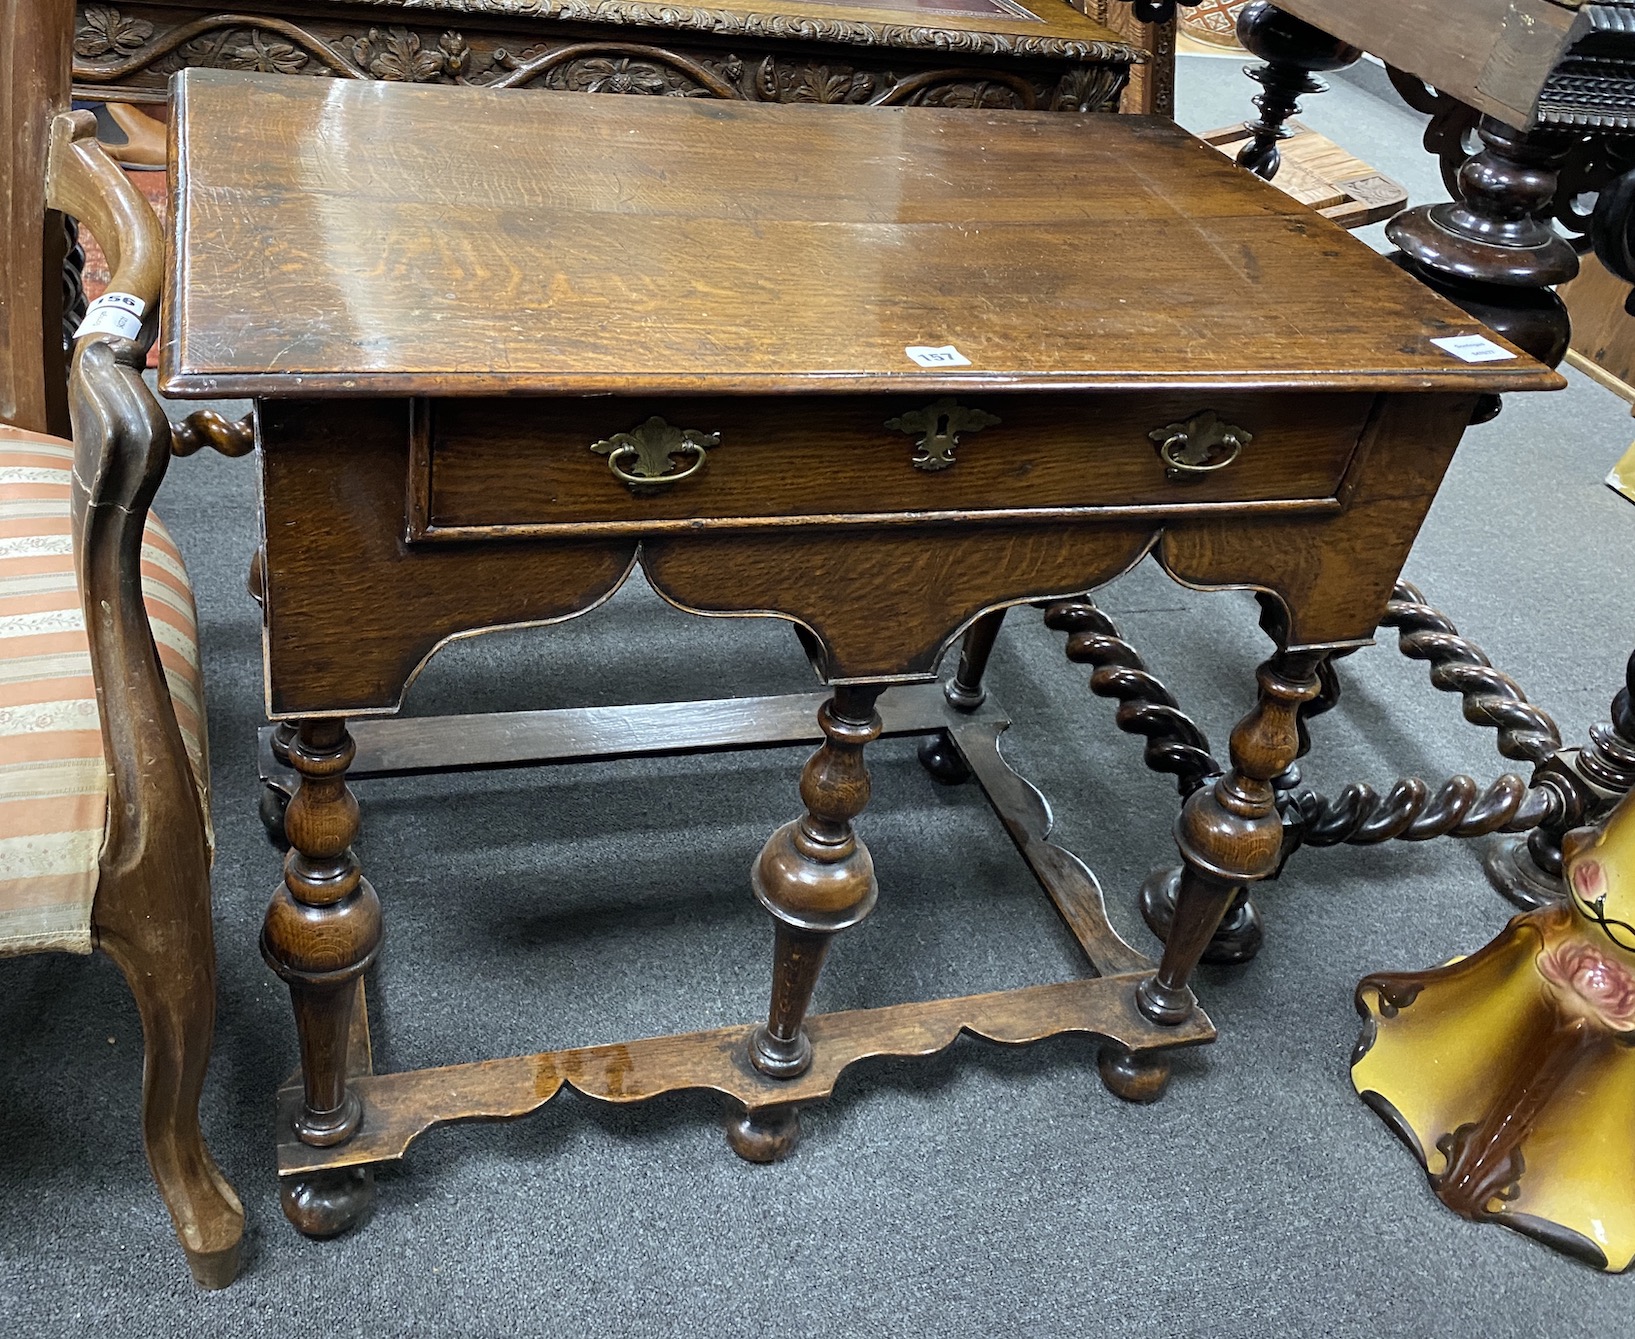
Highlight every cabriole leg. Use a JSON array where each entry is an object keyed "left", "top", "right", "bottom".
[{"left": 96, "top": 876, "right": 245, "bottom": 1288}]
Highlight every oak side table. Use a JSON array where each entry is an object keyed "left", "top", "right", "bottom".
[{"left": 161, "top": 68, "right": 1560, "bottom": 1236}]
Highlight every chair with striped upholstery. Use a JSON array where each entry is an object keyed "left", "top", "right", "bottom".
[
  {"left": 0, "top": 0, "right": 243, "bottom": 1289},
  {"left": 0, "top": 427, "right": 210, "bottom": 951}
]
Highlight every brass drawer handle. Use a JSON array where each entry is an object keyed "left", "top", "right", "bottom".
[
  {"left": 591, "top": 416, "right": 720, "bottom": 491},
  {"left": 1149, "top": 410, "right": 1252, "bottom": 480}
]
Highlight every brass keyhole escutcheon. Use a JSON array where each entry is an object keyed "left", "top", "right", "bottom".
[
  {"left": 1149, "top": 410, "right": 1251, "bottom": 481},
  {"left": 591, "top": 416, "right": 721, "bottom": 492},
  {"left": 885, "top": 397, "right": 1001, "bottom": 472}
]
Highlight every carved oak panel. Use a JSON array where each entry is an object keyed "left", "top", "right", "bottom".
[{"left": 73, "top": 1, "right": 1133, "bottom": 113}]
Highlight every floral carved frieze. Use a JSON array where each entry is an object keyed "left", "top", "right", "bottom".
[
  {"left": 75, "top": 4, "right": 155, "bottom": 56},
  {"left": 72, "top": 5, "right": 1129, "bottom": 112}
]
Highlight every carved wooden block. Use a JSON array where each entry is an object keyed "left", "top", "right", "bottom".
[{"left": 73, "top": 0, "right": 1138, "bottom": 114}]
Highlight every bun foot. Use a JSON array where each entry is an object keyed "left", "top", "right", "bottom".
[
  {"left": 1139, "top": 866, "right": 1264, "bottom": 965},
  {"left": 259, "top": 782, "right": 290, "bottom": 848},
  {"left": 1483, "top": 834, "right": 1565, "bottom": 910},
  {"left": 1097, "top": 1044, "right": 1172, "bottom": 1103},
  {"left": 916, "top": 730, "right": 971, "bottom": 785},
  {"left": 725, "top": 1103, "right": 802, "bottom": 1163},
  {"left": 281, "top": 1166, "right": 375, "bottom": 1239},
  {"left": 184, "top": 1238, "right": 242, "bottom": 1290}
]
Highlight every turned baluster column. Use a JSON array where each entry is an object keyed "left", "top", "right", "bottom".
[
  {"left": 1138, "top": 651, "right": 1325, "bottom": 1027},
  {"left": 1388, "top": 118, "right": 1577, "bottom": 386},
  {"left": 1232, "top": 2, "right": 1362, "bottom": 181},
  {"left": 727, "top": 684, "right": 883, "bottom": 1162},
  {"left": 261, "top": 718, "right": 382, "bottom": 1235}
]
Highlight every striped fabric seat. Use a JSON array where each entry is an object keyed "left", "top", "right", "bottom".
[{"left": 0, "top": 425, "right": 208, "bottom": 956}]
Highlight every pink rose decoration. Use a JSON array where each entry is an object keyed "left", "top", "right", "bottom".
[
  {"left": 1571, "top": 856, "right": 1606, "bottom": 903},
  {"left": 1539, "top": 939, "right": 1635, "bottom": 1029}
]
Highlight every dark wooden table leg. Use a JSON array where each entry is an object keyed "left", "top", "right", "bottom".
[
  {"left": 261, "top": 718, "right": 383, "bottom": 1236},
  {"left": 1488, "top": 647, "right": 1635, "bottom": 907},
  {"left": 1140, "top": 605, "right": 1339, "bottom": 964},
  {"left": 1039, "top": 595, "right": 1268, "bottom": 967},
  {"left": 260, "top": 719, "right": 298, "bottom": 846},
  {"left": 919, "top": 607, "right": 1006, "bottom": 783},
  {"left": 1388, "top": 116, "right": 1576, "bottom": 402},
  {"left": 1232, "top": 1, "right": 1362, "bottom": 181},
  {"left": 1390, "top": 106, "right": 1584, "bottom": 902},
  {"left": 726, "top": 684, "right": 883, "bottom": 1161},
  {"left": 1137, "top": 651, "right": 1324, "bottom": 1027}
]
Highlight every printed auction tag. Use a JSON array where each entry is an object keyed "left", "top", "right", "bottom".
[
  {"left": 1430, "top": 334, "right": 1515, "bottom": 363},
  {"left": 905, "top": 345, "right": 971, "bottom": 368},
  {"left": 73, "top": 292, "right": 146, "bottom": 342}
]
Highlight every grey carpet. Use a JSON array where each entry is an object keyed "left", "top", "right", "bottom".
[{"left": 5, "top": 55, "right": 1635, "bottom": 1336}]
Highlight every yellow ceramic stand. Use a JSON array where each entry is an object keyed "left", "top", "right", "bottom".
[{"left": 1353, "top": 797, "right": 1635, "bottom": 1271}]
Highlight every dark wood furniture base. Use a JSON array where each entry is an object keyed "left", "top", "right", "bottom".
[
  {"left": 261, "top": 681, "right": 1213, "bottom": 1208},
  {"left": 1210, "top": 0, "right": 1635, "bottom": 913}
]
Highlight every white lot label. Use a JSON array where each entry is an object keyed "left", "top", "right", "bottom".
[
  {"left": 74, "top": 292, "right": 146, "bottom": 342},
  {"left": 1431, "top": 334, "right": 1515, "bottom": 363},
  {"left": 905, "top": 345, "right": 971, "bottom": 368}
]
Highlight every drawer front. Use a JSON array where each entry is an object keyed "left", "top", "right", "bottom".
[{"left": 412, "top": 392, "right": 1374, "bottom": 538}]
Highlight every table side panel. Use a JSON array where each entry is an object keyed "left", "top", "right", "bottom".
[
  {"left": 260, "top": 389, "right": 1473, "bottom": 713},
  {"left": 1160, "top": 390, "right": 1479, "bottom": 649},
  {"left": 258, "top": 398, "right": 638, "bottom": 717}
]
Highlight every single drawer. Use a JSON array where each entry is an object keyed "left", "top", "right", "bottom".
[{"left": 409, "top": 391, "right": 1374, "bottom": 539}]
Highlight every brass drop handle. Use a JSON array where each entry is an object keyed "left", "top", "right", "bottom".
[
  {"left": 1149, "top": 410, "right": 1252, "bottom": 481},
  {"left": 1157, "top": 432, "right": 1240, "bottom": 474},
  {"left": 602, "top": 440, "right": 709, "bottom": 488},
  {"left": 591, "top": 416, "right": 720, "bottom": 492}
]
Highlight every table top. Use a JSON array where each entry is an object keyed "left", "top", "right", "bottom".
[{"left": 163, "top": 69, "right": 1563, "bottom": 399}]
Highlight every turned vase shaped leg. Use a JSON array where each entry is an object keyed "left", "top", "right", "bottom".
[
  {"left": 261, "top": 719, "right": 382, "bottom": 1236},
  {"left": 919, "top": 608, "right": 1007, "bottom": 784},
  {"left": 1139, "top": 652, "right": 1324, "bottom": 1025},
  {"left": 747, "top": 685, "right": 884, "bottom": 1088},
  {"left": 1138, "top": 868, "right": 1264, "bottom": 966}
]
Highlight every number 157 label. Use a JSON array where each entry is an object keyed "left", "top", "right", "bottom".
[{"left": 905, "top": 345, "right": 972, "bottom": 368}]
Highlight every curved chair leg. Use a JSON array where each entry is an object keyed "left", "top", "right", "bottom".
[{"left": 94, "top": 871, "right": 245, "bottom": 1288}]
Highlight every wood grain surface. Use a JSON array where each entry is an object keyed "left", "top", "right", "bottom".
[
  {"left": 275, "top": 973, "right": 1215, "bottom": 1174},
  {"left": 163, "top": 70, "right": 1561, "bottom": 398}
]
